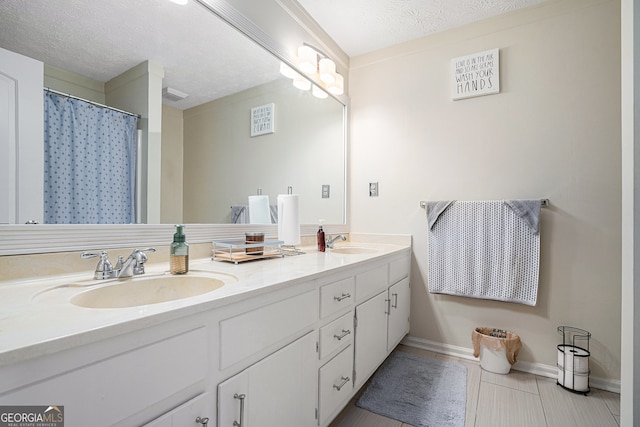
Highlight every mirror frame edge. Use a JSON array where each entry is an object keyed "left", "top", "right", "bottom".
[{"left": 0, "top": 0, "right": 350, "bottom": 256}]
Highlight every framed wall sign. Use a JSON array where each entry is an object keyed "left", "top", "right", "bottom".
[
  {"left": 451, "top": 48, "right": 500, "bottom": 100},
  {"left": 250, "top": 103, "right": 275, "bottom": 136}
]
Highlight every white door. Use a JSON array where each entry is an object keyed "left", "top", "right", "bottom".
[
  {"left": 354, "top": 290, "right": 388, "bottom": 388},
  {"left": 218, "top": 332, "right": 317, "bottom": 427},
  {"left": 387, "top": 277, "right": 411, "bottom": 352},
  {"left": 0, "top": 47, "right": 43, "bottom": 224}
]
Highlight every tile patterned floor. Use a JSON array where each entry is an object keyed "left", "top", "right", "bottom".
[{"left": 330, "top": 345, "right": 620, "bottom": 427}]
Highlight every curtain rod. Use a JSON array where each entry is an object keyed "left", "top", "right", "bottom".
[
  {"left": 419, "top": 199, "right": 549, "bottom": 209},
  {"left": 44, "top": 87, "right": 141, "bottom": 119}
]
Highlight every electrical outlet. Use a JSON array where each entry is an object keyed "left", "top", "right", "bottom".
[
  {"left": 322, "top": 184, "right": 330, "bottom": 198},
  {"left": 369, "top": 182, "right": 379, "bottom": 197}
]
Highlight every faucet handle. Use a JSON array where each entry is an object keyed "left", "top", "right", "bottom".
[
  {"left": 133, "top": 247, "right": 156, "bottom": 275},
  {"left": 81, "top": 251, "right": 114, "bottom": 280}
]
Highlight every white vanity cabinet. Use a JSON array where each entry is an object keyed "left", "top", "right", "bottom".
[
  {"left": 0, "top": 243, "right": 411, "bottom": 427},
  {"left": 217, "top": 332, "right": 317, "bottom": 427}
]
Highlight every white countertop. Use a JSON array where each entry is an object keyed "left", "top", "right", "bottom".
[{"left": 0, "top": 239, "right": 410, "bottom": 367}]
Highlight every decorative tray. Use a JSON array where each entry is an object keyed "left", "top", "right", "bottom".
[{"left": 212, "top": 239, "right": 284, "bottom": 264}]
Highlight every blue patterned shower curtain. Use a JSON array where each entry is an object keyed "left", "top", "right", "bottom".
[{"left": 43, "top": 91, "right": 139, "bottom": 224}]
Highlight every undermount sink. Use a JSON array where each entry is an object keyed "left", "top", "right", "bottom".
[
  {"left": 329, "top": 246, "right": 378, "bottom": 255},
  {"left": 70, "top": 274, "right": 226, "bottom": 309}
]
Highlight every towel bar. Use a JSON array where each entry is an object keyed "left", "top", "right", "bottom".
[{"left": 419, "top": 199, "right": 549, "bottom": 209}]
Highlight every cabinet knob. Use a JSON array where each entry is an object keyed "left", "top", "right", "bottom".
[{"left": 195, "top": 416, "right": 209, "bottom": 426}]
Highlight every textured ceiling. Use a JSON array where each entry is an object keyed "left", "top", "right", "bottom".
[
  {"left": 0, "top": 0, "right": 549, "bottom": 109},
  {"left": 297, "top": 0, "right": 548, "bottom": 57},
  {"left": 0, "top": 0, "right": 281, "bottom": 110}
]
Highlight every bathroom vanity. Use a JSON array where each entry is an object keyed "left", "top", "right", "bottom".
[{"left": 0, "top": 238, "right": 410, "bottom": 427}]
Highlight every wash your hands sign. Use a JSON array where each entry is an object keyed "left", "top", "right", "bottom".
[{"left": 451, "top": 48, "right": 500, "bottom": 100}]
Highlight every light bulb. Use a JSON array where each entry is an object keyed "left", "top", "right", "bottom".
[
  {"left": 293, "top": 74, "right": 311, "bottom": 91},
  {"left": 279, "top": 62, "right": 297, "bottom": 79},
  {"left": 328, "top": 73, "right": 344, "bottom": 96},
  {"left": 312, "top": 85, "right": 328, "bottom": 99},
  {"left": 319, "top": 58, "right": 336, "bottom": 84},
  {"left": 297, "top": 45, "right": 317, "bottom": 74}
]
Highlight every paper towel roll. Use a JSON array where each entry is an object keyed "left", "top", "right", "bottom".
[
  {"left": 277, "top": 194, "right": 300, "bottom": 245},
  {"left": 557, "top": 345, "right": 589, "bottom": 373},
  {"left": 248, "top": 195, "right": 271, "bottom": 224}
]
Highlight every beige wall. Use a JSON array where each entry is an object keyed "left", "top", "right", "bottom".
[
  {"left": 161, "top": 105, "right": 184, "bottom": 223},
  {"left": 182, "top": 79, "right": 344, "bottom": 224},
  {"left": 349, "top": 0, "right": 621, "bottom": 381}
]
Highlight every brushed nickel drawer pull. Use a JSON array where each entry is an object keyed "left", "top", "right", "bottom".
[
  {"left": 233, "top": 393, "right": 246, "bottom": 427},
  {"left": 333, "top": 329, "right": 351, "bottom": 341},
  {"left": 392, "top": 293, "right": 398, "bottom": 308},
  {"left": 333, "top": 376, "right": 350, "bottom": 391},
  {"left": 334, "top": 293, "right": 351, "bottom": 302}
]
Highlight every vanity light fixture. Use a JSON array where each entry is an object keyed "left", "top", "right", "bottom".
[
  {"left": 312, "top": 85, "right": 328, "bottom": 99},
  {"left": 293, "top": 73, "right": 312, "bottom": 91},
  {"left": 280, "top": 43, "right": 344, "bottom": 98}
]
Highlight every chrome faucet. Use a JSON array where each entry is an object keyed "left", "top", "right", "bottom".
[
  {"left": 326, "top": 234, "right": 347, "bottom": 249},
  {"left": 117, "top": 248, "right": 156, "bottom": 278},
  {"left": 81, "top": 251, "right": 115, "bottom": 280}
]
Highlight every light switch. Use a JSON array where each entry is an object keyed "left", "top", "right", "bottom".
[
  {"left": 369, "top": 182, "right": 379, "bottom": 197},
  {"left": 322, "top": 185, "right": 330, "bottom": 198}
]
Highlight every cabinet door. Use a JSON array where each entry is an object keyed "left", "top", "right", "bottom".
[
  {"left": 218, "top": 332, "right": 317, "bottom": 427},
  {"left": 218, "top": 370, "right": 249, "bottom": 427},
  {"left": 354, "top": 291, "right": 388, "bottom": 388},
  {"left": 387, "top": 277, "right": 410, "bottom": 352},
  {"left": 144, "top": 392, "right": 211, "bottom": 427}
]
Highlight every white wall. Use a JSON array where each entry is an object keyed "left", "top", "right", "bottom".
[{"left": 349, "top": 0, "right": 621, "bottom": 382}]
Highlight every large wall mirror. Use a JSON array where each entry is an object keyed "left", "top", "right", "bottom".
[{"left": 0, "top": 0, "right": 346, "bottom": 253}]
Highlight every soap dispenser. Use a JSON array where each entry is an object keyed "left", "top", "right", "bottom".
[
  {"left": 171, "top": 224, "right": 189, "bottom": 274},
  {"left": 317, "top": 220, "right": 326, "bottom": 252}
]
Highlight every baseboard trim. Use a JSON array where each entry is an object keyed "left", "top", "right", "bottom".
[{"left": 401, "top": 335, "right": 620, "bottom": 394}]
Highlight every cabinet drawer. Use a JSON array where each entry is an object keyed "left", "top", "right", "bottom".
[
  {"left": 320, "top": 277, "right": 355, "bottom": 318},
  {"left": 220, "top": 290, "right": 317, "bottom": 369},
  {"left": 319, "top": 312, "right": 353, "bottom": 359},
  {"left": 319, "top": 345, "right": 354, "bottom": 426},
  {"left": 389, "top": 254, "right": 410, "bottom": 284},
  {"left": 355, "top": 264, "right": 388, "bottom": 302}
]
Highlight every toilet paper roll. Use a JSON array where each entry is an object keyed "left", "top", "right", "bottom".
[
  {"left": 248, "top": 195, "right": 271, "bottom": 224},
  {"left": 277, "top": 194, "right": 300, "bottom": 245},
  {"left": 557, "top": 367, "right": 589, "bottom": 392},
  {"left": 557, "top": 345, "right": 589, "bottom": 373}
]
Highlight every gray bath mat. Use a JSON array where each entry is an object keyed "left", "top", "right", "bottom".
[{"left": 356, "top": 351, "right": 466, "bottom": 427}]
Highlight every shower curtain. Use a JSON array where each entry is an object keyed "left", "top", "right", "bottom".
[{"left": 43, "top": 91, "right": 138, "bottom": 224}]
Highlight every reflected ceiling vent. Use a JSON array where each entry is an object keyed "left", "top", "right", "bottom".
[{"left": 162, "top": 87, "right": 188, "bottom": 102}]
